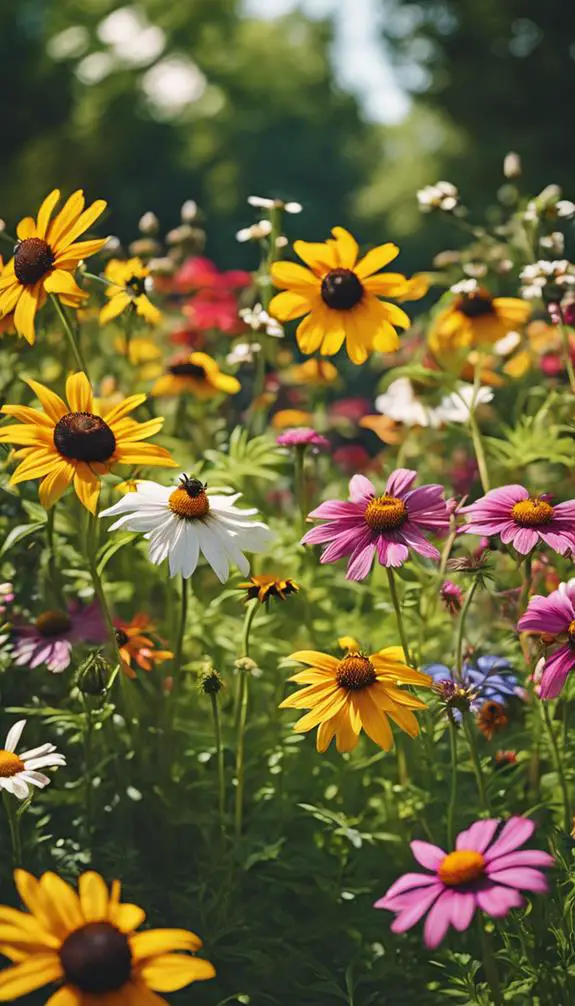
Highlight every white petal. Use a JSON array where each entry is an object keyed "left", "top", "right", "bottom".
[
  {"left": 23, "top": 754, "right": 65, "bottom": 770},
  {"left": 18, "top": 743, "right": 55, "bottom": 760},
  {"left": 180, "top": 523, "right": 200, "bottom": 579},
  {"left": 210, "top": 521, "right": 250, "bottom": 575},
  {"left": 19, "top": 770, "right": 50, "bottom": 788},
  {"left": 4, "top": 720, "right": 26, "bottom": 753},
  {"left": 167, "top": 519, "right": 187, "bottom": 576},
  {"left": 196, "top": 522, "right": 230, "bottom": 582},
  {"left": 147, "top": 515, "right": 179, "bottom": 566},
  {"left": 10, "top": 775, "right": 30, "bottom": 800}
]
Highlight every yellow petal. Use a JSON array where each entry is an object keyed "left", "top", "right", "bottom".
[
  {"left": 78, "top": 871, "right": 109, "bottom": 922},
  {"left": 292, "top": 688, "right": 348, "bottom": 732},
  {"left": 355, "top": 243, "right": 400, "bottom": 279},
  {"left": 333, "top": 705, "right": 361, "bottom": 752},
  {"left": 43, "top": 270, "right": 85, "bottom": 299},
  {"left": 292, "top": 239, "right": 337, "bottom": 276},
  {"left": 320, "top": 319, "right": 346, "bottom": 356},
  {"left": 10, "top": 453, "right": 62, "bottom": 486},
  {"left": 38, "top": 462, "right": 74, "bottom": 509},
  {"left": 131, "top": 928, "right": 202, "bottom": 962},
  {"left": 342, "top": 311, "right": 369, "bottom": 365},
  {"left": 279, "top": 681, "right": 337, "bottom": 709},
  {"left": 66, "top": 372, "right": 93, "bottom": 413},
  {"left": 211, "top": 372, "right": 241, "bottom": 395},
  {"left": 396, "top": 273, "right": 429, "bottom": 302},
  {"left": 35, "top": 190, "right": 61, "bottom": 240},
  {"left": 386, "top": 703, "right": 420, "bottom": 736},
  {"left": 110, "top": 903, "right": 146, "bottom": 933},
  {"left": 356, "top": 691, "right": 394, "bottom": 750},
  {"left": 376, "top": 300, "right": 411, "bottom": 329},
  {"left": 296, "top": 310, "right": 326, "bottom": 355},
  {"left": 57, "top": 200, "right": 107, "bottom": 251},
  {"left": 330, "top": 227, "right": 358, "bottom": 269},
  {"left": 26, "top": 379, "right": 67, "bottom": 423},
  {"left": 268, "top": 290, "right": 311, "bottom": 321},
  {"left": 13, "top": 284, "right": 40, "bottom": 345},
  {"left": 135, "top": 294, "right": 161, "bottom": 325},
  {"left": 38, "top": 873, "right": 84, "bottom": 933},
  {"left": 73, "top": 463, "right": 101, "bottom": 513},
  {"left": 100, "top": 292, "right": 132, "bottom": 325},
  {"left": 0, "top": 954, "right": 61, "bottom": 1001},
  {"left": 271, "top": 260, "right": 320, "bottom": 292},
  {"left": 47, "top": 191, "right": 85, "bottom": 247},
  {"left": 316, "top": 716, "right": 338, "bottom": 752},
  {"left": 45, "top": 987, "right": 82, "bottom": 1006},
  {"left": 16, "top": 218, "right": 36, "bottom": 241},
  {"left": 140, "top": 954, "right": 215, "bottom": 992},
  {"left": 54, "top": 238, "right": 107, "bottom": 266},
  {"left": 289, "top": 650, "right": 338, "bottom": 671},
  {"left": 362, "top": 273, "right": 409, "bottom": 297}
]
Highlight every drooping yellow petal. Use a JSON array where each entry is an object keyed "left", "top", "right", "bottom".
[
  {"left": 319, "top": 318, "right": 346, "bottom": 355},
  {"left": 316, "top": 716, "right": 338, "bottom": 752},
  {"left": 268, "top": 290, "right": 311, "bottom": 321},
  {"left": 45, "top": 987, "right": 82, "bottom": 1006},
  {"left": 296, "top": 310, "right": 326, "bottom": 355},
  {"left": 386, "top": 703, "right": 420, "bottom": 737},
  {"left": 140, "top": 954, "right": 215, "bottom": 992},
  {"left": 355, "top": 243, "right": 400, "bottom": 279},
  {"left": 43, "top": 270, "right": 86, "bottom": 300},
  {"left": 131, "top": 928, "right": 202, "bottom": 962},
  {"left": 135, "top": 294, "right": 161, "bottom": 325},
  {"left": 38, "top": 462, "right": 75, "bottom": 509},
  {"left": 333, "top": 705, "right": 361, "bottom": 752},
  {"left": 0, "top": 954, "right": 62, "bottom": 1001},
  {"left": 73, "top": 463, "right": 101, "bottom": 513},
  {"left": 35, "top": 190, "right": 61, "bottom": 240},
  {"left": 288, "top": 650, "right": 338, "bottom": 672},
  {"left": 13, "top": 284, "right": 40, "bottom": 345},
  {"left": 65, "top": 372, "right": 93, "bottom": 413},
  {"left": 355, "top": 691, "right": 394, "bottom": 750},
  {"left": 271, "top": 260, "right": 320, "bottom": 292},
  {"left": 342, "top": 310, "right": 369, "bottom": 365},
  {"left": 100, "top": 292, "right": 132, "bottom": 325},
  {"left": 26, "top": 380, "right": 67, "bottom": 423}
]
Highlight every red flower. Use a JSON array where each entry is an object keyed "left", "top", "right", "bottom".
[{"left": 174, "top": 256, "right": 251, "bottom": 294}]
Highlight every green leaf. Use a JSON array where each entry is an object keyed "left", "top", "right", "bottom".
[{"left": 0, "top": 521, "right": 45, "bottom": 558}]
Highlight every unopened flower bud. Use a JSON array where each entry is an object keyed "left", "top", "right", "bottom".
[
  {"left": 138, "top": 211, "right": 159, "bottom": 235},
  {"left": 503, "top": 152, "right": 521, "bottom": 179},
  {"left": 77, "top": 651, "right": 111, "bottom": 696}
]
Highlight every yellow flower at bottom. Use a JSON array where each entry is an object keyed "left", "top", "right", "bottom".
[
  {"left": 0, "top": 372, "right": 176, "bottom": 513},
  {"left": 152, "top": 352, "right": 240, "bottom": 400},
  {"left": 280, "top": 647, "right": 431, "bottom": 752},
  {"left": 0, "top": 868, "right": 215, "bottom": 1004},
  {"left": 101, "top": 257, "right": 161, "bottom": 326},
  {"left": 269, "top": 226, "right": 410, "bottom": 365}
]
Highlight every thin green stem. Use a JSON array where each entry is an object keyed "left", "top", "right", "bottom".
[
  {"left": 2, "top": 792, "right": 22, "bottom": 867},
  {"left": 81, "top": 695, "right": 94, "bottom": 850},
  {"left": 458, "top": 358, "right": 490, "bottom": 493},
  {"left": 478, "top": 917, "right": 503, "bottom": 1006},
  {"left": 51, "top": 295, "right": 89, "bottom": 376},
  {"left": 172, "top": 578, "right": 189, "bottom": 687},
  {"left": 86, "top": 512, "right": 123, "bottom": 673},
  {"left": 519, "top": 554, "right": 532, "bottom": 615},
  {"left": 463, "top": 710, "right": 489, "bottom": 812},
  {"left": 455, "top": 578, "right": 479, "bottom": 678},
  {"left": 447, "top": 713, "right": 458, "bottom": 847},
  {"left": 235, "top": 601, "right": 258, "bottom": 837},
  {"left": 557, "top": 306, "right": 575, "bottom": 394},
  {"left": 45, "top": 507, "right": 65, "bottom": 607},
  {"left": 541, "top": 702, "right": 571, "bottom": 832},
  {"left": 211, "top": 693, "right": 225, "bottom": 827},
  {"left": 294, "top": 445, "right": 307, "bottom": 531},
  {"left": 386, "top": 567, "right": 414, "bottom": 667}
]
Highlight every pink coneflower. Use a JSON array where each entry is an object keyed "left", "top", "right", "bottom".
[
  {"left": 302, "top": 469, "right": 450, "bottom": 580},
  {"left": 460, "top": 485, "right": 575, "bottom": 556},
  {"left": 517, "top": 581, "right": 575, "bottom": 698},
  {"left": 276, "top": 428, "right": 329, "bottom": 450},
  {"left": 440, "top": 580, "right": 463, "bottom": 614},
  {"left": 375, "top": 817, "right": 553, "bottom": 948},
  {"left": 12, "top": 602, "right": 106, "bottom": 673}
]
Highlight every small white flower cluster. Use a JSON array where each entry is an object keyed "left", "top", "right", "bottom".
[
  {"left": 236, "top": 219, "right": 273, "bottom": 243},
  {"left": 540, "top": 232, "right": 565, "bottom": 256},
  {"left": 417, "top": 181, "right": 458, "bottom": 213},
  {"left": 239, "top": 303, "right": 283, "bottom": 338},
  {"left": 450, "top": 278, "right": 480, "bottom": 295},
  {"left": 524, "top": 184, "right": 575, "bottom": 223},
  {"left": 226, "top": 341, "right": 261, "bottom": 366},
  {"left": 375, "top": 378, "right": 493, "bottom": 429},
  {"left": 247, "top": 195, "right": 302, "bottom": 213},
  {"left": 519, "top": 260, "right": 575, "bottom": 300}
]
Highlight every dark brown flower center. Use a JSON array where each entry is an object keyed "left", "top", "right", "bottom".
[
  {"left": 168, "top": 362, "right": 206, "bottom": 379},
  {"left": 511, "top": 497, "right": 554, "bottom": 527},
  {"left": 53, "top": 412, "right": 116, "bottom": 462},
  {"left": 321, "top": 268, "right": 364, "bottom": 310},
  {"left": 60, "top": 921, "right": 132, "bottom": 994},
  {"left": 336, "top": 654, "right": 377, "bottom": 691},
  {"left": 457, "top": 292, "right": 494, "bottom": 318},
  {"left": 35, "top": 610, "right": 72, "bottom": 637},
  {"left": 364, "top": 495, "right": 408, "bottom": 531},
  {"left": 126, "top": 275, "right": 147, "bottom": 296},
  {"left": 115, "top": 628, "right": 130, "bottom": 647},
  {"left": 14, "top": 238, "right": 55, "bottom": 285}
]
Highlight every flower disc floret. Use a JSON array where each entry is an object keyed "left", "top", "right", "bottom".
[
  {"left": 0, "top": 751, "right": 26, "bottom": 778},
  {"left": 14, "top": 238, "right": 55, "bottom": 284},
  {"left": 438, "top": 850, "right": 485, "bottom": 886},
  {"left": 320, "top": 268, "right": 364, "bottom": 309},
  {"left": 53, "top": 412, "right": 116, "bottom": 462},
  {"left": 60, "top": 922, "right": 132, "bottom": 994},
  {"left": 456, "top": 291, "right": 494, "bottom": 318},
  {"left": 169, "top": 487, "right": 210, "bottom": 519},
  {"left": 511, "top": 498, "right": 554, "bottom": 527},
  {"left": 364, "top": 494, "right": 408, "bottom": 531},
  {"left": 336, "top": 654, "right": 377, "bottom": 690},
  {"left": 35, "top": 610, "right": 72, "bottom": 637}
]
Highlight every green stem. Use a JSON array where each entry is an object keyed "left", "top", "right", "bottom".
[
  {"left": 211, "top": 692, "right": 225, "bottom": 827},
  {"left": 81, "top": 695, "right": 94, "bottom": 850},
  {"left": 235, "top": 601, "right": 258, "bottom": 837},
  {"left": 519, "top": 554, "right": 532, "bottom": 615},
  {"left": 557, "top": 307, "right": 575, "bottom": 394},
  {"left": 463, "top": 710, "right": 489, "bottom": 812},
  {"left": 541, "top": 702, "right": 571, "bottom": 832},
  {"left": 2, "top": 792, "right": 22, "bottom": 867},
  {"left": 464, "top": 358, "right": 491, "bottom": 493},
  {"left": 172, "top": 577, "right": 189, "bottom": 687},
  {"left": 86, "top": 512, "right": 123, "bottom": 673},
  {"left": 447, "top": 713, "right": 458, "bottom": 847},
  {"left": 386, "top": 567, "right": 414, "bottom": 667},
  {"left": 45, "top": 506, "right": 65, "bottom": 607},
  {"left": 478, "top": 917, "right": 503, "bottom": 1006},
  {"left": 51, "top": 295, "right": 90, "bottom": 376},
  {"left": 294, "top": 445, "right": 307, "bottom": 531},
  {"left": 455, "top": 578, "right": 479, "bottom": 678}
]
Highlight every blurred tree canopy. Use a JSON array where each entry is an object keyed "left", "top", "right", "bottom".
[{"left": 0, "top": 0, "right": 382, "bottom": 266}]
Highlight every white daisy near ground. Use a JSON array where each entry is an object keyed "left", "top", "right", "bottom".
[
  {"left": 0, "top": 720, "right": 66, "bottom": 799},
  {"left": 100, "top": 474, "right": 274, "bottom": 582}
]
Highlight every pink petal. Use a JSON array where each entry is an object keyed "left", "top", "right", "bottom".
[
  {"left": 448, "top": 891, "right": 476, "bottom": 932},
  {"left": 460, "top": 485, "right": 527, "bottom": 512},
  {"left": 486, "top": 868, "right": 549, "bottom": 893},
  {"left": 410, "top": 840, "right": 446, "bottom": 871},
  {"left": 390, "top": 885, "right": 444, "bottom": 934},
  {"left": 404, "top": 484, "right": 446, "bottom": 514},
  {"left": 385, "top": 468, "right": 417, "bottom": 498},
  {"left": 398, "top": 524, "right": 441, "bottom": 560},
  {"left": 456, "top": 819, "right": 500, "bottom": 854},
  {"left": 518, "top": 592, "right": 574, "bottom": 633},
  {"left": 485, "top": 850, "right": 555, "bottom": 873},
  {"left": 476, "top": 883, "right": 524, "bottom": 917},
  {"left": 423, "top": 889, "right": 453, "bottom": 948},
  {"left": 537, "top": 528, "right": 575, "bottom": 555},
  {"left": 319, "top": 532, "right": 360, "bottom": 563},
  {"left": 484, "top": 817, "right": 535, "bottom": 860},
  {"left": 377, "top": 536, "right": 408, "bottom": 567},
  {"left": 512, "top": 527, "right": 539, "bottom": 554},
  {"left": 346, "top": 540, "right": 376, "bottom": 580},
  {"left": 349, "top": 474, "right": 376, "bottom": 502},
  {"left": 539, "top": 646, "right": 574, "bottom": 699},
  {"left": 301, "top": 523, "right": 343, "bottom": 546},
  {"left": 376, "top": 872, "right": 440, "bottom": 905},
  {"left": 307, "top": 500, "right": 363, "bottom": 520}
]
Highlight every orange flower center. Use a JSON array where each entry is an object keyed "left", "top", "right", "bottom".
[
  {"left": 364, "top": 495, "right": 408, "bottom": 531},
  {"left": 511, "top": 497, "right": 554, "bottom": 527},
  {"left": 53, "top": 412, "right": 116, "bottom": 462},
  {"left": 35, "top": 609, "right": 72, "bottom": 637},
  {"left": 0, "top": 750, "right": 25, "bottom": 778},
  {"left": 60, "top": 921, "right": 132, "bottom": 994},
  {"left": 169, "top": 487, "right": 210, "bottom": 519},
  {"left": 321, "top": 268, "right": 364, "bottom": 310},
  {"left": 438, "top": 849, "right": 485, "bottom": 887},
  {"left": 336, "top": 653, "right": 377, "bottom": 691},
  {"left": 457, "top": 291, "right": 494, "bottom": 318},
  {"left": 14, "top": 237, "right": 55, "bottom": 285}
]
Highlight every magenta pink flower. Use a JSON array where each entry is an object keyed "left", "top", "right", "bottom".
[
  {"left": 440, "top": 580, "right": 463, "bottom": 614},
  {"left": 517, "top": 580, "right": 575, "bottom": 698},
  {"left": 276, "top": 428, "right": 329, "bottom": 450},
  {"left": 12, "top": 602, "right": 106, "bottom": 674},
  {"left": 302, "top": 469, "right": 450, "bottom": 580},
  {"left": 376, "top": 817, "right": 553, "bottom": 949},
  {"left": 460, "top": 485, "right": 575, "bottom": 556}
]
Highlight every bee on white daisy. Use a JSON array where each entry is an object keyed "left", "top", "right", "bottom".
[
  {"left": 100, "top": 474, "right": 274, "bottom": 582},
  {"left": 0, "top": 720, "right": 66, "bottom": 799}
]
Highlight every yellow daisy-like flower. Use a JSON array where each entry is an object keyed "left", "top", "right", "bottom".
[
  {"left": 0, "top": 372, "right": 176, "bottom": 513},
  {"left": 283, "top": 357, "right": 339, "bottom": 386},
  {"left": 0, "top": 189, "right": 107, "bottom": 344},
  {"left": 101, "top": 258, "right": 161, "bottom": 326},
  {"left": 428, "top": 281, "right": 531, "bottom": 363},
  {"left": 280, "top": 647, "right": 431, "bottom": 752},
  {"left": 238, "top": 574, "right": 299, "bottom": 604},
  {"left": 269, "top": 226, "right": 410, "bottom": 365},
  {"left": 152, "top": 352, "right": 240, "bottom": 400},
  {"left": 271, "top": 409, "right": 314, "bottom": 429},
  {"left": 114, "top": 335, "right": 163, "bottom": 381},
  {"left": 0, "top": 868, "right": 215, "bottom": 1004},
  {"left": 0, "top": 258, "right": 16, "bottom": 337}
]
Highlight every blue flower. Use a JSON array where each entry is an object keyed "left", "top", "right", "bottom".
[{"left": 425, "top": 656, "right": 524, "bottom": 713}]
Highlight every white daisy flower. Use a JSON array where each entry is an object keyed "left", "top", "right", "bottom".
[
  {"left": 100, "top": 474, "right": 274, "bottom": 582},
  {"left": 375, "top": 377, "right": 441, "bottom": 428},
  {"left": 436, "top": 384, "right": 494, "bottom": 423},
  {"left": 0, "top": 720, "right": 66, "bottom": 800}
]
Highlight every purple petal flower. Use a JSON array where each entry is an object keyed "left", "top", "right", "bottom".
[
  {"left": 276, "top": 427, "right": 329, "bottom": 450},
  {"left": 302, "top": 468, "right": 450, "bottom": 580},
  {"left": 461, "top": 485, "right": 575, "bottom": 556},
  {"left": 518, "top": 585, "right": 575, "bottom": 699},
  {"left": 12, "top": 602, "right": 107, "bottom": 674},
  {"left": 376, "top": 816, "right": 553, "bottom": 948}
]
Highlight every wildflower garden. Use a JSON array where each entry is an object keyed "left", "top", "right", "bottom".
[{"left": 1, "top": 110, "right": 575, "bottom": 1006}]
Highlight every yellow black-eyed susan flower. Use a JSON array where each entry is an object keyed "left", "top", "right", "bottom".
[
  {"left": 238, "top": 574, "right": 299, "bottom": 604},
  {"left": 428, "top": 279, "right": 531, "bottom": 364},
  {"left": 152, "top": 352, "right": 240, "bottom": 399},
  {"left": 100, "top": 257, "right": 161, "bottom": 326}
]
